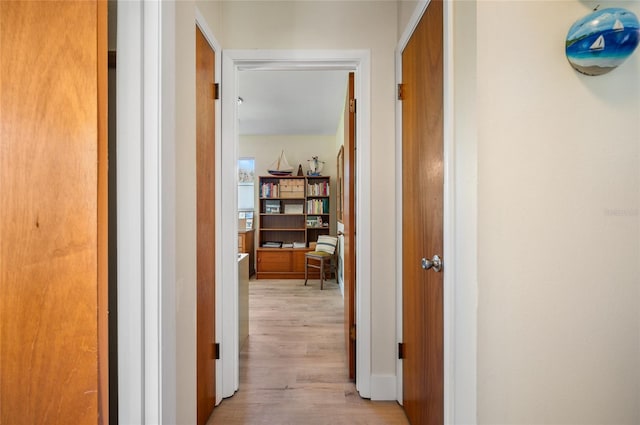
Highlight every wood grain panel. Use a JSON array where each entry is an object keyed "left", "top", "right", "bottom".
[
  {"left": 291, "top": 250, "right": 308, "bottom": 273},
  {"left": 196, "top": 26, "right": 216, "bottom": 425},
  {"left": 97, "top": 1, "right": 109, "bottom": 422},
  {"left": 256, "top": 250, "right": 321, "bottom": 280},
  {"left": 343, "top": 72, "right": 356, "bottom": 380},
  {"left": 0, "top": 1, "right": 106, "bottom": 423},
  {"left": 401, "top": 1, "right": 444, "bottom": 424},
  {"left": 258, "top": 250, "right": 292, "bottom": 272}
]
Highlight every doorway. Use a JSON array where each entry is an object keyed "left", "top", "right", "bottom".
[
  {"left": 219, "top": 50, "right": 373, "bottom": 399},
  {"left": 235, "top": 67, "right": 352, "bottom": 385},
  {"left": 400, "top": 0, "right": 444, "bottom": 422},
  {"left": 395, "top": 0, "right": 465, "bottom": 422},
  {"left": 195, "top": 24, "right": 217, "bottom": 425}
]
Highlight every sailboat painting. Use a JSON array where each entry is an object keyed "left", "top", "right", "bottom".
[
  {"left": 267, "top": 150, "right": 294, "bottom": 176},
  {"left": 566, "top": 8, "right": 639, "bottom": 76}
]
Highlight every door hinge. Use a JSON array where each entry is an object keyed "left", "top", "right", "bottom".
[
  {"left": 398, "top": 342, "right": 404, "bottom": 359},
  {"left": 397, "top": 83, "right": 404, "bottom": 101},
  {"left": 214, "top": 342, "right": 220, "bottom": 360},
  {"left": 212, "top": 83, "right": 220, "bottom": 100},
  {"left": 350, "top": 324, "right": 356, "bottom": 341},
  {"left": 349, "top": 98, "right": 357, "bottom": 114},
  {"left": 108, "top": 50, "right": 116, "bottom": 68}
]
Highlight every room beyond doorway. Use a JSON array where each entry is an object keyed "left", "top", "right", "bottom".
[{"left": 218, "top": 50, "right": 373, "bottom": 401}]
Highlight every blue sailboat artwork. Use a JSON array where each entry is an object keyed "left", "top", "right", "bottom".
[{"left": 566, "top": 8, "right": 640, "bottom": 76}]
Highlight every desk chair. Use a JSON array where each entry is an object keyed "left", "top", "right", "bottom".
[{"left": 304, "top": 235, "right": 338, "bottom": 290}]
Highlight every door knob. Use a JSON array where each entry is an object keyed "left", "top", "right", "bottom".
[{"left": 421, "top": 255, "right": 442, "bottom": 272}]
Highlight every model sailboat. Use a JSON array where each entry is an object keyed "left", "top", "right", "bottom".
[{"left": 268, "top": 150, "right": 294, "bottom": 176}]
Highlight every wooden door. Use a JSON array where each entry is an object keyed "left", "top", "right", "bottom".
[
  {"left": 0, "top": 1, "right": 108, "bottom": 423},
  {"left": 343, "top": 72, "right": 357, "bottom": 380},
  {"left": 196, "top": 25, "right": 216, "bottom": 425},
  {"left": 401, "top": 1, "right": 444, "bottom": 424}
]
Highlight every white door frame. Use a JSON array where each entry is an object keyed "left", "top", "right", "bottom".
[
  {"left": 117, "top": 1, "right": 176, "bottom": 423},
  {"left": 395, "top": 1, "right": 478, "bottom": 423},
  {"left": 118, "top": 2, "right": 226, "bottom": 421},
  {"left": 219, "top": 49, "right": 373, "bottom": 399},
  {"left": 395, "top": 0, "right": 453, "bottom": 417}
]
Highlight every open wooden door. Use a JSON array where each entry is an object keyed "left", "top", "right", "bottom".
[
  {"left": 343, "top": 72, "right": 357, "bottom": 380},
  {"left": 196, "top": 25, "right": 216, "bottom": 425},
  {"left": 0, "top": 1, "right": 108, "bottom": 423},
  {"left": 401, "top": 1, "right": 444, "bottom": 424}
]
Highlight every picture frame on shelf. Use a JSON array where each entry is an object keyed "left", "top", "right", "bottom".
[
  {"left": 265, "top": 199, "right": 280, "bottom": 214},
  {"left": 307, "top": 215, "right": 323, "bottom": 228},
  {"left": 284, "top": 204, "right": 303, "bottom": 214}
]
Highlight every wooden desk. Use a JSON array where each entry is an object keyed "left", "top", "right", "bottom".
[
  {"left": 256, "top": 247, "right": 321, "bottom": 280},
  {"left": 238, "top": 229, "right": 255, "bottom": 276},
  {"left": 238, "top": 253, "right": 249, "bottom": 350}
]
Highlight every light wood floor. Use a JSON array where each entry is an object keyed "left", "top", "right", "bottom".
[{"left": 207, "top": 278, "right": 409, "bottom": 425}]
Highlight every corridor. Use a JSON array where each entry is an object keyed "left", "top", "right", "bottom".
[{"left": 208, "top": 279, "right": 408, "bottom": 424}]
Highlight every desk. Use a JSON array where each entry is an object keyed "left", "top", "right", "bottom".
[
  {"left": 238, "top": 229, "right": 255, "bottom": 276},
  {"left": 238, "top": 253, "right": 249, "bottom": 350}
]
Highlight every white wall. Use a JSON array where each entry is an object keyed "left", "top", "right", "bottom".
[
  {"left": 476, "top": 1, "right": 640, "bottom": 423},
  {"left": 223, "top": 1, "right": 400, "bottom": 383},
  {"left": 336, "top": 95, "right": 346, "bottom": 292},
  {"left": 397, "top": 0, "right": 418, "bottom": 39},
  {"left": 239, "top": 134, "right": 338, "bottom": 234},
  {"left": 336, "top": 98, "right": 346, "bottom": 155},
  {"left": 452, "top": 0, "right": 478, "bottom": 422}
]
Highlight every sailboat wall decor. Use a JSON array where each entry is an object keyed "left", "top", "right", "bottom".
[
  {"left": 268, "top": 150, "right": 294, "bottom": 176},
  {"left": 566, "top": 8, "right": 640, "bottom": 76}
]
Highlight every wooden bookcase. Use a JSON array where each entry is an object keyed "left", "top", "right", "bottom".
[{"left": 257, "top": 175, "right": 331, "bottom": 279}]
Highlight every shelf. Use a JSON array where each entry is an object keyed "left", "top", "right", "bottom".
[
  {"left": 257, "top": 247, "right": 309, "bottom": 251},
  {"left": 260, "top": 197, "right": 305, "bottom": 200},
  {"left": 260, "top": 213, "right": 306, "bottom": 216},
  {"left": 258, "top": 175, "right": 331, "bottom": 279}
]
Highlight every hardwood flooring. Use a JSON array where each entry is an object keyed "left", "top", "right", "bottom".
[{"left": 207, "top": 279, "right": 409, "bottom": 425}]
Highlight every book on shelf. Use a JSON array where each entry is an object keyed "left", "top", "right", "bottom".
[
  {"left": 262, "top": 241, "right": 282, "bottom": 248},
  {"left": 281, "top": 242, "right": 294, "bottom": 248},
  {"left": 261, "top": 182, "right": 279, "bottom": 198},
  {"left": 306, "top": 198, "right": 329, "bottom": 214},
  {"left": 293, "top": 241, "right": 306, "bottom": 248},
  {"left": 307, "top": 181, "right": 330, "bottom": 196}
]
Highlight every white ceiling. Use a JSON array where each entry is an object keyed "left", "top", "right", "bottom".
[{"left": 238, "top": 70, "right": 349, "bottom": 136}]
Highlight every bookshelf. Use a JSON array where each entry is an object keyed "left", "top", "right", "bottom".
[{"left": 257, "top": 175, "right": 331, "bottom": 279}]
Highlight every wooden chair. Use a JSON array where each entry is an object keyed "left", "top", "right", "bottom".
[{"left": 304, "top": 235, "right": 338, "bottom": 290}]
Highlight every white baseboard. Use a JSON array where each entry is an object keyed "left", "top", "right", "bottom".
[{"left": 370, "top": 374, "right": 397, "bottom": 400}]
